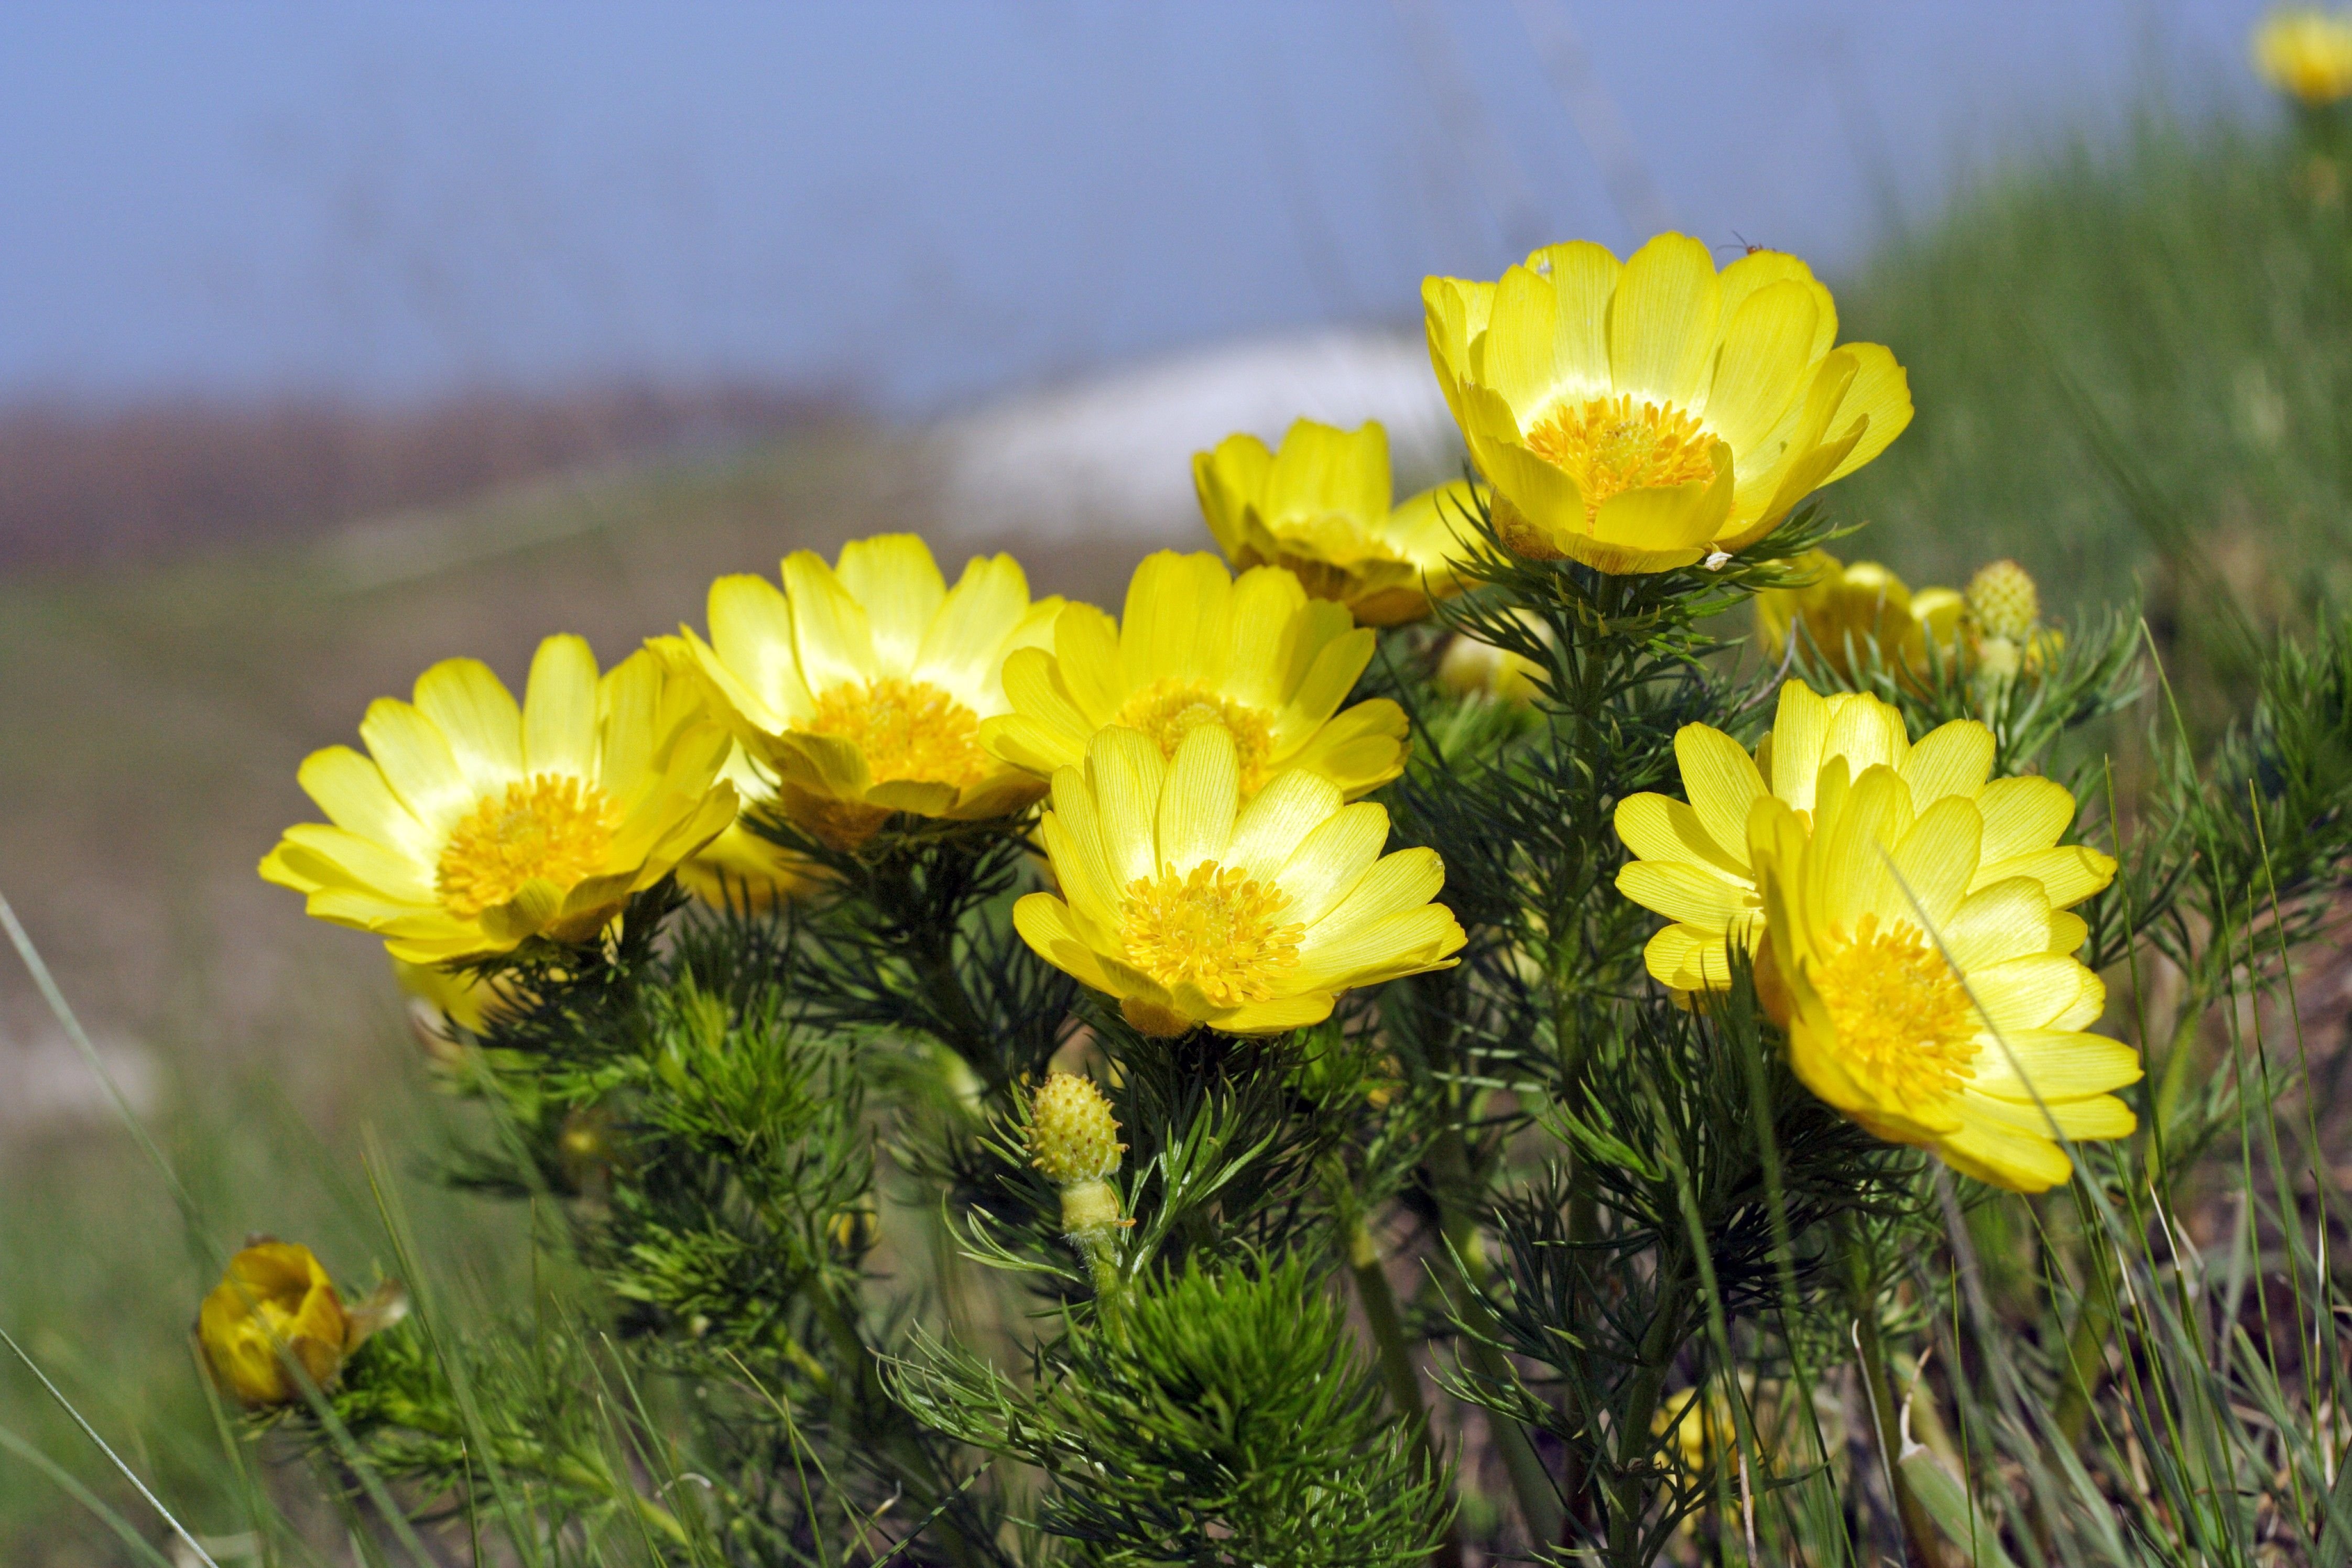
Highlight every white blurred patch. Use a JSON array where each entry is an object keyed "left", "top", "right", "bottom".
[
  {"left": 0, "top": 1021, "right": 158, "bottom": 1137},
  {"left": 931, "top": 327, "right": 1460, "bottom": 547}
]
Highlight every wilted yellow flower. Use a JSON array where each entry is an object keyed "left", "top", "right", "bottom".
[
  {"left": 198, "top": 1242, "right": 405, "bottom": 1408},
  {"left": 677, "top": 535, "right": 1063, "bottom": 850},
  {"left": 2257, "top": 8, "right": 2352, "bottom": 104},
  {"left": 1423, "top": 234, "right": 1911, "bottom": 573},
  {"left": 1015, "top": 726, "right": 1465, "bottom": 1037},
  {"left": 261, "top": 637, "right": 738, "bottom": 963},
  {"left": 1749, "top": 767, "right": 2140, "bottom": 1192},
  {"left": 1754, "top": 551, "right": 1959, "bottom": 677},
  {"left": 1194, "top": 418, "right": 1480, "bottom": 625},
  {"left": 980, "top": 551, "right": 1409, "bottom": 801},
  {"left": 1615, "top": 681, "right": 2115, "bottom": 991}
]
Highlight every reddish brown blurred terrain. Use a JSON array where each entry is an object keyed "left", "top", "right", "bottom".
[{"left": 0, "top": 386, "right": 836, "bottom": 568}]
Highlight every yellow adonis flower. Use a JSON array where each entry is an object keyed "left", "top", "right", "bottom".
[
  {"left": 981, "top": 551, "right": 1409, "bottom": 800},
  {"left": 1754, "top": 550, "right": 1961, "bottom": 678},
  {"left": 1193, "top": 418, "right": 1480, "bottom": 626},
  {"left": 261, "top": 637, "right": 737, "bottom": 963},
  {"left": 1748, "top": 766, "right": 2139, "bottom": 1192},
  {"left": 197, "top": 1242, "right": 406, "bottom": 1408},
  {"left": 677, "top": 535, "right": 1061, "bottom": 850},
  {"left": 1423, "top": 234, "right": 1911, "bottom": 573},
  {"left": 1614, "top": 681, "right": 2115, "bottom": 992},
  {"left": 1014, "top": 726, "right": 1466, "bottom": 1037},
  {"left": 2256, "top": 7, "right": 2352, "bottom": 104}
]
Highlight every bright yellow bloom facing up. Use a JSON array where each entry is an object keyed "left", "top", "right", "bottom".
[
  {"left": 1194, "top": 418, "right": 1481, "bottom": 626},
  {"left": 1748, "top": 761, "right": 2140, "bottom": 1192},
  {"left": 2257, "top": 8, "right": 2352, "bottom": 104},
  {"left": 981, "top": 551, "right": 1410, "bottom": 801},
  {"left": 1754, "top": 550, "right": 1961, "bottom": 678},
  {"left": 1423, "top": 234, "right": 1912, "bottom": 573},
  {"left": 1615, "top": 681, "right": 2116, "bottom": 992},
  {"left": 197, "top": 1242, "right": 404, "bottom": 1408},
  {"left": 678, "top": 535, "right": 1063, "bottom": 849},
  {"left": 1015, "top": 726, "right": 1466, "bottom": 1037},
  {"left": 262, "top": 636, "right": 738, "bottom": 964}
]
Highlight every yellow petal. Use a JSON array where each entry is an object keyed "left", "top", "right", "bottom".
[
  {"left": 1278, "top": 699, "right": 1409, "bottom": 799},
  {"left": 412, "top": 657, "right": 523, "bottom": 798},
  {"left": 358, "top": 697, "right": 475, "bottom": 833},
  {"left": 1226, "top": 564, "right": 1317, "bottom": 711},
  {"left": 1087, "top": 728, "right": 1167, "bottom": 891},
  {"left": 1899, "top": 720, "right": 1995, "bottom": 807},
  {"left": 835, "top": 535, "right": 947, "bottom": 675},
  {"left": 522, "top": 634, "right": 600, "bottom": 781},
  {"left": 1821, "top": 692, "right": 1908, "bottom": 779},
  {"left": 1194, "top": 432, "right": 1275, "bottom": 556},
  {"left": 1275, "top": 801, "right": 1390, "bottom": 926},
  {"left": 1052, "top": 602, "right": 1129, "bottom": 726},
  {"left": 1525, "top": 239, "right": 1619, "bottom": 390},
  {"left": 1266, "top": 418, "right": 1390, "bottom": 527},
  {"left": 1975, "top": 776, "right": 2075, "bottom": 864},
  {"left": 1476, "top": 262, "right": 1567, "bottom": 415},
  {"left": 1941, "top": 879, "right": 2056, "bottom": 973},
  {"left": 296, "top": 746, "right": 434, "bottom": 861},
  {"left": 1295, "top": 903, "right": 1465, "bottom": 986},
  {"left": 1214, "top": 994, "right": 1340, "bottom": 1034},
  {"left": 1969, "top": 1030, "right": 2143, "bottom": 1103},
  {"left": 1821, "top": 343, "right": 1914, "bottom": 484},
  {"left": 1615, "top": 792, "right": 1748, "bottom": 879},
  {"left": 1607, "top": 233, "right": 1722, "bottom": 409},
  {"left": 1970, "top": 953, "right": 2101, "bottom": 1033},
  {"left": 1936, "top": 1117, "right": 2074, "bottom": 1193},
  {"left": 1675, "top": 724, "right": 1766, "bottom": 866},
  {"left": 1881, "top": 795, "right": 1980, "bottom": 930},
  {"left": 780, "top": 550, "right": 878, "bottom": 694},
  {"left": 706, "top": 573, "right": 810, "bottom": 723},
  {"left": 1014, "top": 893, "right": 1125, "bottom": 997},
  {"left": 1809, "top": 765, "right": 1911, "bottom": 935},
  {"left": 917, "top": 552, "right": 1032, "bottom": 707},
  {"left": 1227, "top": 769, "right": 1345, "bottom": 884},
  {"left": 1701, "top": 279, "right": 1821, "bottom": 453},
  {"left": 1615, "top": 860, "right": 1757, "bottom": 932},
  {"left": 1643, "top": 922, "right": 1739, "bottom": 990},
  {"left": 1767, "top": 680, "right": 1830, "bottom": 807},
  {"left": 1977, "top": 844, "right": 2116, "bottom": 910},
  {"left": 1157, "top": 726, "right": 1240, "bottom": 876},
  {"left": 1121, "top": 551, "right": 1230, "bottom": 691},
  {"left": 1309, "top": 846, "right": 1446, "bottom": 938},
  {"left": 1714, "top": 250, "right": 1832, "bottom": 356},
  {"left": 1270, "top": 627, "right": 1378, "bottom": 750}
]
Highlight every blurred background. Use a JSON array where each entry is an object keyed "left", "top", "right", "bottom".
[{"left": 0, "top": 0, "right": 2322, "bottom": 1556}]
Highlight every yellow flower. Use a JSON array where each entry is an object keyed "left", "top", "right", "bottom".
[
  {"left": 262, "top": 637, "right": 738, "bottom": 964},
  {"left": 1193, "top": 418, "right": 1480, "bottom": 625},
  {"left": 1755, "top": 551, "right": 1959, "bottom": 678},
  {"left": 1014, "top": 726, "right": 1466, "bottom": 1037},
  {"left": 1423, "top": 234, "right": 1912, "bottom": 573},
  {"left": 981, "top": 551, "right": 1410, "bottom": 800},
  {"left": 2257, "top": 8, "right": 2352, "bottom": 104},
  {"left": 1748, "top": 765, "right": 2140, "bottom": 1192},
  {"left": 1614, "top": 681, "right": 2115, "bottom": 992},
  {"left": 677, "top": 535, "right": 1062, "bottom": 849},
  {"left": 198, "top": 1242, "right": 405, "bottom": 1408},
  {"left": 1436, "top": 628, "right": 1546, "bottom": 703}
]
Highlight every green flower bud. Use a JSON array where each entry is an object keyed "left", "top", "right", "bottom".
[
  {"left": 1028, "top": 1072, "right": 1124, "bottom": 1188},
  {"left": 1964, "top": 559, "right": 2041, "bottom": 643}
]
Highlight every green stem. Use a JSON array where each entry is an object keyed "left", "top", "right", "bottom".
[
  {"left": 1342, "top": 1207, "right": 1463, "bottom": 1568},
  {"left": 1429, "top": 1128, "right": 1563, "bottom": 1544},
  {"left": 1601, "top": 1251, "right": 1687, "bottom": 1568},
  {"left": 1843, "top": 1225, "right": 1952, "bottom": 1568}
]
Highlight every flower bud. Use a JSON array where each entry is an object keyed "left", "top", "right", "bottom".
[
  {"left": 196, "top": 1241, "right": 405, "bottom": 1409},
  {"left": 1027, "top": 1072, "right": 1124, "bottom": 1188},
  {"left": 1964, "top": 559, "right": 2041, "bottom": 643}
]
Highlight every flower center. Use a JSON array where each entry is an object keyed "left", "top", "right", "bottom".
[
  {"left": 1119, "top": 862, "right": 1304, "bottom": 1006},
  {"left": 808, "top": 677, "right": 989, "bottom": 790},
  {"left": 1523, "top": 394, "right": 1718, "bottom": 526},
  {"left": 1812, "top": 916, "right": 1981, "bottom": 1106},
  {"left": 1115, "top": 679, "right": 1277, "bottom": 792},
  {"left": 436, "top": 774, "right": 618, "bottom": 919}
]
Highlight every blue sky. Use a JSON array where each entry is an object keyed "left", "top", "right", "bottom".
[{"left": 0, "top": 1, "right": 2267, "bottom": 415}]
